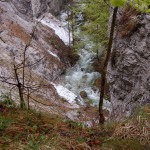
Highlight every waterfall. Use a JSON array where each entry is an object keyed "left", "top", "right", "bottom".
[{"left": 54, "top": 7, "right": 111, "bottom": 111}]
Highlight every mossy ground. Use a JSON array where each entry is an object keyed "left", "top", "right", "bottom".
[{"left": 0, "top": 101, "right": 149, "bottom": 150}]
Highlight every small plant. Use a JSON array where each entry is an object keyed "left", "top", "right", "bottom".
[
  {"left": 103, "top": 138, "right": 143, "bottom": 150},
  {"left": 118, "top": 7, "right": 139, "bottom": 38},
  {"left": 130, "top": 0, "right": 150, "bottom": 13},
  {"left": 110, "top": 105, "right": 150, "bottom": 148},
  {"left": 1, "top": 95, "right": 15, "bottom": 107},
  {"left": 0, "top": 117, "right": 14, "bottom": 132},
  {"left": 67, "top": 120, "right": 83, "bottom": 128}
]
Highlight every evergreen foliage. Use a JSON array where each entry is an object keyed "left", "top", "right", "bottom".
[
  {"left": 78, "top": 0, "right": 150, "bottom": 53},
  {"left": 79, "top": 0, "right": 110, "bottom": 54},
  {"left": 110, "top": 0, "right": 150, "bottom": 13},
  {"left": 110, "top": 0, "right": 126, "bottom": 7},
  {"left": 130, "top": 0, "right": 150, "bottom": 13}
]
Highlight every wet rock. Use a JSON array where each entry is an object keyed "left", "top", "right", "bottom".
[
  {"left": 81, "top": 68, "right": 85, "bottom": 71},
  {"left": 80, "top": 91, "right": 87, "bottom": 99},
  {"left": 68, "top": 53, "right": 80, "bottom": 66}
]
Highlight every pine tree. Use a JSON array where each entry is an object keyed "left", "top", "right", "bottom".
[
  {"left": 130, "top": 0, "right": 150, "bottom": 13},
  {"left": 79, "top": 0, "right": 110, "bottom": 56}
]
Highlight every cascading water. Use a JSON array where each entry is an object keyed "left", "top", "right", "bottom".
[
  {"left": 62, "top": 48, "right": 110, "bottom": 110},
  {"left": 65, "top": 49, "right": 100, "bottom": 104},
  {"left": 55, "top": 6, "right": 110, "bottom": 111}
]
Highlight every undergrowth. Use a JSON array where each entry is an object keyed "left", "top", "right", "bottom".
[{"left": 0, "top": 99, "right": 149, "bottom": 150}]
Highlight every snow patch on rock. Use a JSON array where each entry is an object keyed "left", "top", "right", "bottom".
[
  {"left": 51, "top": 83, "right": 79, "bottom": 108},
  {"left": 48, "top": 50, "right": 60, "bottom": 61},
  {"left": 40, "top": 13, "right": 72, "bottom": 45}
]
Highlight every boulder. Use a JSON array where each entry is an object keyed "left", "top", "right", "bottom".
[
  {"left": 94, "top": 78, "right": 101, "bottom": 88},
  {"left": 80, "top": 91, "right": 87, "bottom": 99}
]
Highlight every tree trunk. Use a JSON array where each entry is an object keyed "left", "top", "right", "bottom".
[
  {"left": 18, "top": 83, "right": 25, "bottom": 109},
  {"left": 99, "top": 7, "right": 118, "bottom": 124},
  {"left": 14, "top": 66, "right": 26, "bottom": 109}
]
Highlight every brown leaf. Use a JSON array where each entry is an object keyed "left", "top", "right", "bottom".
[{"left": 93, "top": 140, "right": 101, "bottom": 145}]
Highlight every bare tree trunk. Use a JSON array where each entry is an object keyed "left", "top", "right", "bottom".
[
  {"left": 96, "top": 25, "right": 99, "bottom": 59},
  {"left": 0, "top": 17, "right": 45, "bottom": 110},
  {"left": 67, "top": 8, "right": 71, "bottom": 47},
  {"left": 14, "top": 66, "right": 26, "bottom": 109},
  {"left": 68, "top": 21, "right": 71, "bottom": 47},
  {"left": 27, "top": 88, "right": 30, "bottom": 110},
  {"left": 71, "top": 10, "right": 75, "bottom": 48},
  {"left": 99, "top": 7, "right": 118, "bottom": 124}
]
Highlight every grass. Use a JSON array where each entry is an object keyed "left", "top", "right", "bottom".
[
  {"left": 0, "top": 102, "right": 103, "bottom": 149},
  {"left": 0, "top": 100, "right": 149, "bottom": 150}
]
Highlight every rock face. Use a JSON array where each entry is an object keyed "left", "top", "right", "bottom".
[
  {"left": 0, "top": 1, "right": 77, "bottom": 115},
  {"left": 107, "top": 8, "right": 150, "bottom": 121},
  {"left": 10, "top": 0, "right": 68, "bottom": 19}
]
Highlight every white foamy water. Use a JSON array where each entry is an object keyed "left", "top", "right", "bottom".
[
  {"left": 63, "top": 49, "right": 110, "bottom": 110},
  {"left": 51, "top": 9, "right": 110, "bottom": 110}
]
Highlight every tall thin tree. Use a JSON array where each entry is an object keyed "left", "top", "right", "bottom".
[{"left": 99, "top": 7, "right": 118, "bottom": 124}]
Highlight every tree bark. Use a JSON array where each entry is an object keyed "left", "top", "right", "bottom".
[
  {"left": 99, "top": 7, "right": 118, "bottom": 124},
  {"left": 14, "top": 66, "right": 26, "bottom": 109}
]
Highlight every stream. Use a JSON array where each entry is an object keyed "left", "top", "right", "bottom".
[{"left": 54, "top": 9, "right": 111, "bottom": 111}]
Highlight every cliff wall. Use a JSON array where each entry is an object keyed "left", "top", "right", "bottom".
[
  {"left": 108, "top": 8, "right": 150, "bottom": 121},
  {"left": 10, "top": 0, "right": 68, "bottom": 18},
  {"left": 0, "top": 0, "right": 77, "bottom": 115}
]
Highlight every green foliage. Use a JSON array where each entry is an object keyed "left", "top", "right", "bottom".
[
  {"left": 130, "top": 0, "right": 150, "bottom": 13},
  {"left": 76, "top": 0, "right": 149, "bottom": 53},
  {"left": 1, "top": 95, "right": 15, "bottom": 107},
  {"left": 78, "top": 0, "right": 110, "bottom": 54},
  {"left": 70, "top": 0, "right": 149, "bottom": 57},
  {"left": 0, "top": 103, "right": 149, "bottom": 149},
  {"left": 0, "top": 116, "right": 14, "bottom": 132},
  {"left": 111, "top": 0, "right": 150, "bottom": 12},
  {"left": 67, "top": 119, "right": 84, "bottom": 128},
  {"left": 110, "top": 0, "right": 127, "bottom": 7},
  {"left": 104, "top": 138, "right": 143, "bottom": 150}
]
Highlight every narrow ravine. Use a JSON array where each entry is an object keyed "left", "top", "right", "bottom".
[{"left": 54, "top": 8, "right": 111, "bottom": 112}]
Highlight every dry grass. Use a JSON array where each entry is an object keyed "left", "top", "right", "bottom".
[
  {"left": 0, "top": 102, "right": 105, "bottom": 150},
  {"left": 105, "top": 105, "right": 150, "bottom": 150},
  {"left": 112, "top": 105, "right": 150, "bottom": 145},
  {"left": 0, "top": 101, "right": 149, "bottom": 150},
  {"left": 119, "top": 7, "right": 139, "bottom": 38}
]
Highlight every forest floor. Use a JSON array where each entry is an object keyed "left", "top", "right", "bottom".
[{"left": 0, "top": 99, "right": 150, "bottom": 150}]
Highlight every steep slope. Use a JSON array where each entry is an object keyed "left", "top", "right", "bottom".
[
  {"left": 0, "top": 1, "right": 78, "bottom": 116},
  {"left": 107, "top": 8, "right": 150, "bottom": 121},
  {"left": 0, "top": 101, "right": 149, "bottom": 149},
  {"left": 11, "top": 0, "right": 68, "bottom": 18}
]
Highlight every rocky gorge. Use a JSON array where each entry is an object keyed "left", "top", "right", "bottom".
[{"left": 0, "top": 0, "right": 150, "bottom": 124}]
